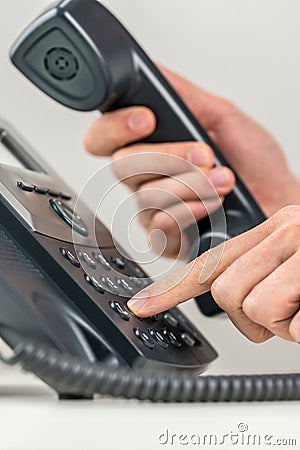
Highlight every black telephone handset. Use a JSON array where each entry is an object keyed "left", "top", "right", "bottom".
[{"left": 10, "top": 0, "right": 266, "bottom": 316}]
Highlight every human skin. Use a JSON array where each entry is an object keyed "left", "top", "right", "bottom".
[{"left": 85, "top": 67, "right": 300, "bottom": 343}]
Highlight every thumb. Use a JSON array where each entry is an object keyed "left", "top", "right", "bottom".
[
  {"left": 158, "top": 64, "right": 235, "bottom": 132},
  {"left": 127, "top": 214, "right": 276, "bottom": 317}
]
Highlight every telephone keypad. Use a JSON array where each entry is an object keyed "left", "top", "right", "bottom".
[
  {"left": 59, "top": 244, "right": 201, "bottom": 349},
  {"left": 57, "top": 242, "right": 214, "bottom": 366}
]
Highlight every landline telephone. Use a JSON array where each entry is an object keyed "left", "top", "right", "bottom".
[{"left": 0, "top": 0, "right": 298, "bottom": 402}]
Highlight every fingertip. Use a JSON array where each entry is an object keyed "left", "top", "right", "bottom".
[
  {"left": 201, "top": 143, "right": 216, "bottom": 167},
  {"left": 84, "top": 107, "right": 156, "bottom": 157},
  {"left": 187, "top": 143, "right": 215, "bottom": 168},
  {"left": 226, "top": 166, "right": 236, "bottom": 188},
  {"left": 209, "top": 166, "right": 235, "bottom": 191},
  {"left": 127, "top": 292, "right": 151, "bottom": 317},
  {"left": 127, "top": 107, "right": 157, "bottom": 135},
  {"left": 218, "top": 166, "right": 236, "bottom": 186},
  {"left": 84, "top": 123, "right": 99, "bottom": 155},
  {"left": 127, "top": 289, "right": 175, "bottom": 318}
]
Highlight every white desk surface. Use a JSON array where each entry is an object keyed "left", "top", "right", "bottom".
[{"left": 0, "top": 302, "right": 299, "bottom": 450}]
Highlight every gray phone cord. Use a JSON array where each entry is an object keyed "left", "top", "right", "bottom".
[{"left": 1, "top": 340, "right": 299, "bottom": 402}]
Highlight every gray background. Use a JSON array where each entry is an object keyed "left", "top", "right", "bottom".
[{"left": 0, "top": 0, "right": 300, "bottom": 374}]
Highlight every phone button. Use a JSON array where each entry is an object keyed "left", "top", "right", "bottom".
[
  {"left": 47, "top": 189, "right": 60, "bottom": 198},
  {"left": 180, "top": 332, "right": 196, "bottom": 347},
  {"left": 115, "top": 277, "right": 134, "bottom": 294},
  {"left": 111, "top": 257, "right": 125, "bottom": 270},
  {"left": 84, "top": 274, "right": 105, "bottom": 294},
  {"left": 149, "top": 328, "right": 168, "bottom": 349},
  {"left": 100, "top": 276, "right": 119, "bottom": 294},
  {"left": 33, "top": 185, "right": 48, "bottom": 195},
  {"left": 162, "top": 328, "right": 182, "bottom": 348},
  {"left": 60, "top": 247, "right": 80, "bottom": 268},
  {"left": 162, "top": 312, "right": 178, "bottom": 328},
  {"left": 78, "top": 250, "right": 97, "bottom": 269},
  {"left": 17, "top": 181, "right": 33, "bottom": 192},
  {"left": 109, "top": 300, "right": 130, "bottom": 321},
  {"left": 60, "top": 192, "right": 72, "bottom": 201},
  {"left": 134, "top": 328, "right": 155, "bottom": 350},
  {"left": 92, "top": 252, "right": 111, "bottom": 271}
]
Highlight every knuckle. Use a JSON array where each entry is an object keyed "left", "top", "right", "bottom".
[
  {"left": 160, "top": 150, "right": 188, "bottom": 173},
  {"left": 111, "top": 149, "right": 129, "bottom": 179},
  {"left": 247, "top": 331, "right": 271, "bottom": 344},
  {"left": 243, "top": 296, "right": 275, "bottom": 339},
  {"left": 218, "top": 98, "right": 238, "bottom": 115},
  {"left": 149, "top": 211, "right": 175, "bottom": 233},
  {"left": 266, "top": 206, "right": 300, "bottom": 249},
  {"left": 211, "top": 276, "right": 230, "bottom": 308},
  {"left": 136, "top": 186, "right": 155, "bottom": 209},
  {"left": 160, "top": 153, "right": 176, "bottom": 173},
  {"left": 210, "top": 278, "right": 222, "bottom": 305},
  {"left": 289, "top": 320, "right": 300, "bottom": 343},
  {"left": 193, "top": 252, "right": 211, "bottom": 283},
  {"left": 275, "top": 218, "right": 300, "bottom": 244},
  {"left": 137, "top": 211, "right": 149, "bottom": 228},
  {"left": 242, "top": 295, "right": 258, "bottom": 319},
  {"left": 201, "top": 142, "right": 214, "bottom": 157},
  {"left": 274, "top": 205, "right": 300, "bottom": 223},
  {"left": 111, "top": 148, "right": 127, "bottom": 162},
  {"left": 294, "top": 258, "right": 300, "bottom": 288},
  {"left": 194, "top": 251, "right": 208, "bottom": 271},
  {"left": 84, "top": 130, "right": 100, "bottom": 155}
]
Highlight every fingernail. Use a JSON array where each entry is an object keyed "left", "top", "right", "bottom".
[
  {"left": 127, "top": 291, "right": 150, "bottom": 313},
  {"left": 128, "top": 111, "right": 151, "bottom": 132},
  {"left": 209, "top": 169, "right": 231, "bottom": 187},
  {"left": 188, "top": 147, "right": 209, "bottom": 166}
]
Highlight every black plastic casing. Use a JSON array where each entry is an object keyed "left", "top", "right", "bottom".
[
  {"left": 10, "top": 0, "right": 266, "bottom": 315},
  {"left": 0, "top": 123, "right": 218, "bottom": 398}
]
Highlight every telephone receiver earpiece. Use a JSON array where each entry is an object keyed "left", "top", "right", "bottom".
[{"left": 10, "top": 0, "right": 266, "bottom": 315}]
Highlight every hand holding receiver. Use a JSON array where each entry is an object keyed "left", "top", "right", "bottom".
[{"left": 10, "top": 0, "right": 266, "bottom": 315}]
